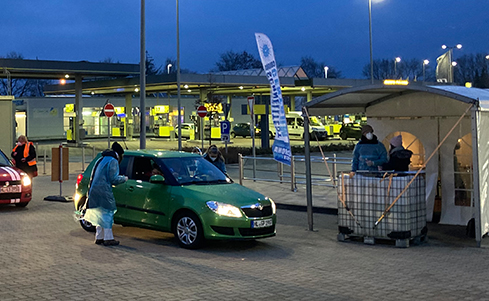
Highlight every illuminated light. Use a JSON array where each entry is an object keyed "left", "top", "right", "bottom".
[
  {"left": 135, "top": 88, "right": 139, "bottom": 92},
  {"left": 423, "top": 59, "right": 429, "bottom": 65},
  {"left": 65, "top": 74, "right": 70, "bottom": 78},
  {"left": 22, "top": 176, "right": 31, "bottom": 187},
  {"left": 383, "top": 79, "right": 409, "bottom": 86},
  {"left": 91, "top": 91, "right": 95, "bottom": 95},
  {"left": 301, "top": 87, "right": 306, "bottom": 92},
  {"left": 239, "top": 86, "right": 244, "bottom": 90},
  {"left": 187, "top": 89, "right": 192, "bottom": 93},
  {"left": 60, "top": 79, "right": 66, "bottom": 85},
  {"left": 452, "top": 61, "right": 458, "bottom": 67},
  {"left": 486, "top": 55, "right": 489, "bottom": 60},
  {"left": 465, "top": 82, "right": 472, "bottom": 88},
  {"left": 184, "top": 84, "right": 188, "bottom": 89},
  {"left": 82, "top": 111, "right": 91, "bottom": 116},
  {"left": 395, "top": 57, "right": 401, "bottom": 63},
  {"left": 74, "top": 193, "right": 81, "bottom": 203},
  {"left": 456, "top": 44, "right": 462, "bottom": 49},
  {"left": 442, "top": 45, "right": 447, "bottom": 49}
]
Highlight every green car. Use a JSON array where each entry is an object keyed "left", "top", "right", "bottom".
[{"left": 73, "top": 150, "right": 276, "bottom": 249}]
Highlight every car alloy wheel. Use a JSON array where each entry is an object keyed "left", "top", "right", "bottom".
[{"left": 174, "top": 212, "right": 204, "bottom": 249}]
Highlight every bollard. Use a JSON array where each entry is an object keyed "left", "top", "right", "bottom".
[
  {"left": 81, "top": 146, "right": 85, "bottom": 171},
  {"left": 238, "top": 153, "right": 243, "bottom": 185},
  {"left": 43, "top": 148, "right": 47, "bottom": 175},
  {"left": 278, "top": 162, "right": 283, "bottom": 183},
  {"left": 291, "top": 156, "right": 296, "bottom": 192},
  {"left": 332, "top": 153, "right": 337, "bottom": 187}
]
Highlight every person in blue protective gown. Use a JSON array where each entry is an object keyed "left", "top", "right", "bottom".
[
  {"left": 83, "top": 142, "right": 128, "bottom": 246},
  {"left": 351, "top": 124, "right": 388, "bottom": 175}
]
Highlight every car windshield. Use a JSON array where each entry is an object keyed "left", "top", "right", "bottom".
[
  {"left": 0, "top": 150, "right": 11, "bottom": 166},
  {"left": 309, "top": 117, "right": 323, "bottom": 126},
  {"left": 161, "top": 157, "right": 231, "bottom": 185}
]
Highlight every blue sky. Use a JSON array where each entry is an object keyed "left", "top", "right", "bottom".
[{"left": 2, "top": 0, "right": 488, "bottom": 78}]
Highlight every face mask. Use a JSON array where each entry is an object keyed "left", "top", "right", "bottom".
[
  {"left": 365, "top": 133, "right": 373, "bottom": 140},
  {"left": 210, "top": 156, "right": 217, "bottom": 161}
]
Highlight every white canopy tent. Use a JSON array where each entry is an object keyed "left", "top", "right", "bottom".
[{"left": 304, "top": 84, "right": 489, "bottom": 246}]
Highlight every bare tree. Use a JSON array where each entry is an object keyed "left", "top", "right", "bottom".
[
  {"left": 300, "top": 56, "right": 341, "bottom": 78},
  {"left": 214, "top": 50, "right": 262, "bottom": 71},
  {"left": 453, "top": 53, "right": 489, "bottom": 87}
]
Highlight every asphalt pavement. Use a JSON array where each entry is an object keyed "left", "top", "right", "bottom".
[{"left": 1, "top": 137, "right": 486, "bottom": 300}]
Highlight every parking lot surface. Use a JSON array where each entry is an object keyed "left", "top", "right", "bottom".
[{"left": 1, "top": 173, "right": 489, "bottom": 301}]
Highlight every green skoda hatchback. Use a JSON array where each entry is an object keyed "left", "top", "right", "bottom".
[{"left": 74, "top": 150, "right": 276, "bottom": 249}]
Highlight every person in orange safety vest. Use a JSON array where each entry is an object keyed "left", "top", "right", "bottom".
[{"left": 11, "top": 135, "right": 38, "bottom": 178}]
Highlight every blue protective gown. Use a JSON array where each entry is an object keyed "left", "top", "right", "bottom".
[
  {"left": 351, "top": 135, "right": 388, "bottom": 172},
  {"left": 84, "top": 150, "right": 127, "bottom": 228}
]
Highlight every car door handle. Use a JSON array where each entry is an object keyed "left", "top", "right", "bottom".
[{"left": 127, "top": 186, "right": 135, "bottom": 192}]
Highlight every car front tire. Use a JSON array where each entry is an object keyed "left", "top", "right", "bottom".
[{"left": 173, "top": 211, "right": 204, "bottom": 249}]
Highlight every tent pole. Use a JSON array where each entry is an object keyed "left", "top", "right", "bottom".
[
  {"left": 471, "top": 105, "right": 482, "bottom": 247},
  {"left": 303, "top": 108, "right": 313, "bottom": 231}
]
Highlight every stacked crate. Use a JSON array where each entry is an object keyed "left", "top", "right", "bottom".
[{"left": 337, "top": 171, "right": 426, "bottom": 247}]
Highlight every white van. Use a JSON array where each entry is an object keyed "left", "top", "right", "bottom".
[{"left": 268, "top": 111, "right": 328, "bottom": 140}]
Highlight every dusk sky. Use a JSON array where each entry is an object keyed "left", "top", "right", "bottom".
[{"left": 2, "top": 0, "right": 488, "bottom": 79}]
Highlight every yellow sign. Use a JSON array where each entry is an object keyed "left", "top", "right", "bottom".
[
  {"left": 115, "top": 107, "right": 124, "bottom": 114},
  {"left": 247, "top": 105, "right": 288, "bottom": 115},
  {"left": 65, "top": 104, "right": 74, "bottom": 113},
  {"left": 383, "top": 79, "right": 409, "bottom": 86},
  {"left": 204, "top": 103, "right": 223, "bottom": 113},
  {"left": 155, "top": 105, "right": 170, "bottom": 114}
]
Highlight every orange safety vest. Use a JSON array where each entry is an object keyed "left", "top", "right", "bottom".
[{"left": 12, "top": 142, "right": 37, "bottom": 166}]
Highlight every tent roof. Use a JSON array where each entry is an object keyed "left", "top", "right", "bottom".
[{"left": 305, "top": 84, "right": 489, "bottom": 115}]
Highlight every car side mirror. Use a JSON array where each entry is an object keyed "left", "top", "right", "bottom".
[{"left": 149, "top": 174, "right": 165, "bottom": 183}]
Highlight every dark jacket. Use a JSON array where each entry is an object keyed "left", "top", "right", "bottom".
[
  {"left": 382, "top": 147, "right": 413, "bottom": 171},
  {"left": 11, "top": 142, "right": 37, "bottom": 176},
  {"left": 203, "top": 153, "right": 226, "bottom": 174}
]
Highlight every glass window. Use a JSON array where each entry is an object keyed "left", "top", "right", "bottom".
[
  {"left": 0, "top": 150, "right": 11, "bottom": 166},
  {"left": 131, "top": 157, "right": 155, "bottom": 182},
  {"left": 119, "top": 156, "right": 130, "bottom": 176},
  {"left": 161, "top": 157, "right": 230, "bottom": 185}
]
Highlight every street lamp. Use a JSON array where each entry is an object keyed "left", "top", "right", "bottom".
[
  {"left": 394, "top": 57, "right": 401, "bottom": 78},
  {"left": 367, "top": 0, "right": 385, "bottom": 84},
  {"left": 441, "top": 44, "right": 462, "bottom": 83},
  {"left": 423, "top": 59, "right": 429, "bottom": 82},
  {"left": 167, "top": 63, "right": 172, "bottom": 74},
  {"left": 324, "top": 66, "right": 329, "bottom": 78}
]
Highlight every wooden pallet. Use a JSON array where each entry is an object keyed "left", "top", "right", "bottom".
[{"left": 337, "top": 233, "right": 428, "bottom": 248}]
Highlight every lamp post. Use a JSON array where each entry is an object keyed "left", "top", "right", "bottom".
[
  {"left": 167, "top": 63, "right": 172, "bottom": 74},
  {"left": 176, "top": 0, "right": 182, "bottom": 150},
  {"left": 324, "top": 66, "right": 329, "bottom": 78},
  {"left": 140, "top": 0, "right": 146, "bottom": 149},
  {"left": 368, "top": 0, "right": 374, "bottom": 84},
  {"left": 441, "top": 44, "right": 462, "bottom": 83},
  {"left": 394, "top": 57, "right": 401, "bottom": 78},
  {"left": 423, "top": 59, "right": 429, "bottom": 82}
]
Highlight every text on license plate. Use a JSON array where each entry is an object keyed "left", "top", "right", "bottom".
[
  {"left": 1, "top": 185, "right": 21, "bottom": 193},
  {"left": 251, "top": 218, "right": 273, "bottom": 229}
]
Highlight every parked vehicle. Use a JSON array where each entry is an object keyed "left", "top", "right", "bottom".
[
  {"left": 0, "top": 149, "right": 32, "bottom": 207},
  {"left": 339, "top": 123, "right": 362, "bottom": 140},
  {"left": 175, "top": 123, "right": 195, "bottom": 139},
  {"left": 74, "top": 150, "right": 276, "bottom": 249},
  {"left": 269, "top": 112, "right": 328, "bottom": 140},
  {"left": 231, "top": 123, "right": 259, "bottom": 138}
]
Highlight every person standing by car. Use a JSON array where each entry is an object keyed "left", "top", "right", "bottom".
[
  {"left": 11, "top": 135, "right": 38, "bottom": 178},
  {"left": 203, "top": 145, "right": 226, "bottom": 174},
  {"left": 83, "top": 142, "right": 128, "bottom": 246},
  {"left": 381, "top": 135, "right": 413, "bottom": 172},
  {"left": 351, "top": 125, "right": 387, "bottom": 175}
]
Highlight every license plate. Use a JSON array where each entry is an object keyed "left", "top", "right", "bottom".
[
  {"left": 251, "top": 218, "right": 273, "bottom": 229},
  {"left": 1, "top": 185, "right": 21, "bottom": 193}
]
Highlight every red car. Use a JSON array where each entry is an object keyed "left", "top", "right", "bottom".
[{"left": 0, "top": 149, "right": 32, "bottom": 207}]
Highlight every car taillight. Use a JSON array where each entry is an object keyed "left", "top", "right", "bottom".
[{"left": 76, "top": 174, "right": 83, "bottom": 188}]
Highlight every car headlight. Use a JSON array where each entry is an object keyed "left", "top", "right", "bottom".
[
  {"left": 269, "top": 198, "right": 276, "bottom": 215},
  {"left": 206, "top": 201, "right": 242, "bottom": 218},
  {"left": 22, "top": 176, "right": 31, "bottom": 187}
]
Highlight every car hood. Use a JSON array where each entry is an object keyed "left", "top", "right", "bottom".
[{"left": 178, "top": 183, "right": 271, "bottom": 207}]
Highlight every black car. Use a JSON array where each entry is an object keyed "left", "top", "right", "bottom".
[
  {"left": 339, "top": 123, "right": 362, "bottom": 140},
  {"left": 231, "top": 123, "right": 254, "bottom": 138}
]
